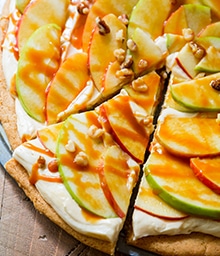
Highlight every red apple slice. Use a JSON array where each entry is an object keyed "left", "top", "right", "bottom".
[
  {"left": 88, "top": 13, "right": 127, "bottom": 91},
  {"left": 82, "top": 0, "right": 138, "bottom": 51},
  {"left": 100, "top": 93, "right": 152, "bottom": 163},
  {"left": 190, "top": 157, "right": 220, "bottom": 194},
  {"left": 135, "top": 174, "right": 188, "bottom": 220},
  {"left": 16, "top": 0, "right": 69, "bottom": 53},
  {"left": 16, "top": 24, "right": 61, "bottom": 123},
  {"left": 156, "top": 114, "right": 220, "bottom": 157},
  {"left": 46, "top": 52, "right": 89, "bottom": 124}
]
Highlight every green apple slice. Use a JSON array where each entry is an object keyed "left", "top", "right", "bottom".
[
  {"left": 17, "top": 0, "right": 69, "bottom": 52},
  {"left": 135, "top": 174, "right": 188, "bottom": 220},
  {"left": 128, "top": 0, "right": 175, "bottom": 40},
  {"left": 190, "top": 156, "right": 220, "bottom": 195},
  {"left": 145, "top": 143, "right": 220, "bottom": 219},
  {"left": 130, "top": 28, "right": 163, "bottom": 75},
  {"left": 165, "top": 34, "right": 186, "bottom": 54},
  {"left": 37, "top": 122, "right": 63, "bottom": 154},
  {"left": 195, "top": 36, "right": 220, "bottom": 50},
  {"left": 195, "top": 46, "right": 220, "bottom": 73},
  {"left": 156, "top": 114, "right": 220, "bottom": 157},
  {"left": 171, "top": 73, "right": 220, "bottom": 111},
  {"left": 57, "top": 111, "right": 117, "bottom": 218},
  {"left": 46, "top": 52, "right": 89, "bottom": 124},
  {"left": 16, "top": 24, "right": 61, "bottom": 123},
  {"left": 88, "top": 13, "right": 127, "bottom": 92}
]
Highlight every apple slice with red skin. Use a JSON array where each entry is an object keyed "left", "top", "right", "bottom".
[
  {"left": 145, "top": 142, "right": 220, "bottom": 219},
  {"left": 88, "top": 13, "right": 127, "bottom": 91},
  {"left": 135, "top": 173, "right": 188, "bottom": 220},
  {"left": 156, "top": 114, "right": 220, "bottom": 157},
  {"left": 37, "top": 122, "right": 63, "bottom": 154},
  {"left": 190, "top": 157, "right": 220, "bottom": 195},
  {"left": 16, "top": 0, "right": 69, "bottom": 53},
  {"left": 45, "top": 52, "right": 90, "bottom": 124},
  {"left": 16, "top": 24, "right": 61, "bottom": 123},
  {"left": 82, "top": 0, "right": 139, "bottom": 52},
  {"left": 99, "top": 92, "right": 152, "bottom": 164}
]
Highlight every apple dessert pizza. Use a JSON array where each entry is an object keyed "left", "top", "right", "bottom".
[{"left": 1, "top": 0, "right": 220, "bottom": 255}]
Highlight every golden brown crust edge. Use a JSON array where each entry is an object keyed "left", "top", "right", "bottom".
[
  {"left": 126, "top": 225, "right": 220, "bottom": 256},
  {"left": 0, "top": 1, "right": 115, "bottom": 255}
]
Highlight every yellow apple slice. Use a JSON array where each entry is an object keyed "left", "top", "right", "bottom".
[
  {"left": 88, "top": 13, "right": 127, "bottom": 91},
  {"left": 198, "top": 21, "right": 220, "bottom": 37},
  {"left": 46, "top": 52, "right": 89, "bottom": 124},
  {"left": 156, "top": 114, "right": 220, "bottom": 157},
  {"left": 57, "top": 111, "right": 117, "bottom": 218},
  {"left": 171, "top": 73, "right": 220, "bottom": 111},
  {"left": 190, "top": 157, "right": 220, "bottom": 195},
  {"left": 145, "top": 142, "right": 220, "bottom": 219},
  {"left": 16, "top": 24, "right": 61, "bottom": 123},
  {"left": 16, "top": 0, "right": 69, "bottom": 52}
]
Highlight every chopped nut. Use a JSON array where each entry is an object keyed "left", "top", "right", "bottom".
[
  {"left": 120, "top": 55, "right": 133, "bottom": 69},
  {"left": 116, "top": 29, "right": 125, "bottom": 43},
  {"left": 115, "top": 68, "right": 134, "bottom": 80},
  {"left": 114, "top": 48, "right": 125, "bottom": 63},
  {"left": 194, "top": 47, "right": 205, "bottom": 59},
  {"left": 88, "top": 125, "right": 104, "bottom": 139},
  {"left": 127, "top": 39, "right": 137, "bottom": 51},
  {"left": 48, "top": 159, "right": 58, "bottom": 173},
  {"left": 210, "top": 79, "right": 220, "bottom": 91},
  {"left": 96, "top": 17, "right": 110, "bottom": 35},
  {"left": 118, "top": 14, "right": 129, "bottom": 26},
  {"left": 65, "top": 139, "right": 76, "bottom": 152},
  {"left": 182, "top": 28, "right": 194, "bottom": 41},
  {"left": 138, "top": 59, "right": 148, "bottom": 69},
  {"left": 77, "top": 1, "right": 90, "bottom": 15},
  {"left": 37, "top": 156, "right": 46, "bottom": 168},
  {"left": 132, "top": 77, "right": 149, "bottom": 92},
  {"left": 74, "top": 151, "right": 89, "bottom": 167}
]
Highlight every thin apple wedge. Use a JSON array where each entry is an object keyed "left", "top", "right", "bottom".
[
  {"left": 100, "top": 92, "right": 153, "bottom": 163},
  {"left": 102, "top": 144, "right": 140, "bottom": 217},
  {"left": 171, "top": 73, "right": 220, "bottom": 111},
  {"left": 88, "top": 13, "right": 127, "bottom": 92},
  {"left": 135, "top": 174, "right": 188, "bottom": 220},
  {"left": 46, "top": 52, "right": 89, "bottom": 124},
  {"left": 16, "top": 0, "right": 69, "bottom": 52},
  {"left": 195, "top": 36, "right": 220, "bottom": 50},
  {"left": 165, "top": 34, "right": 186, "bottom": 54},
  {"left": 198, "top": 21, "right": 220, "bottom": 37},
  {"left": 57, "top": 111, "right": 118, "bottom": 218},
  {"left": 16, "top": 24, "right": 61, "bottom": 123},
  {"left": 16, "top": 0, "right": 30, "bottom": 13},
  {"left": 145, "top": 143, "right": 220, "bottom": 219},
  {"left": 156, "top": 114, "right": 220, "bottom": 157},
  {"left": 37, "top": 122, "right": 63, "bottom": 154},
  {"left": 190, "top": 157, "right": 220, "bottom": 195}
]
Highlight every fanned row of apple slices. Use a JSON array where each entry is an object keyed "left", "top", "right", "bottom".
[{"left": 33, "top": 71, "right": 161, "bottom": 218}]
